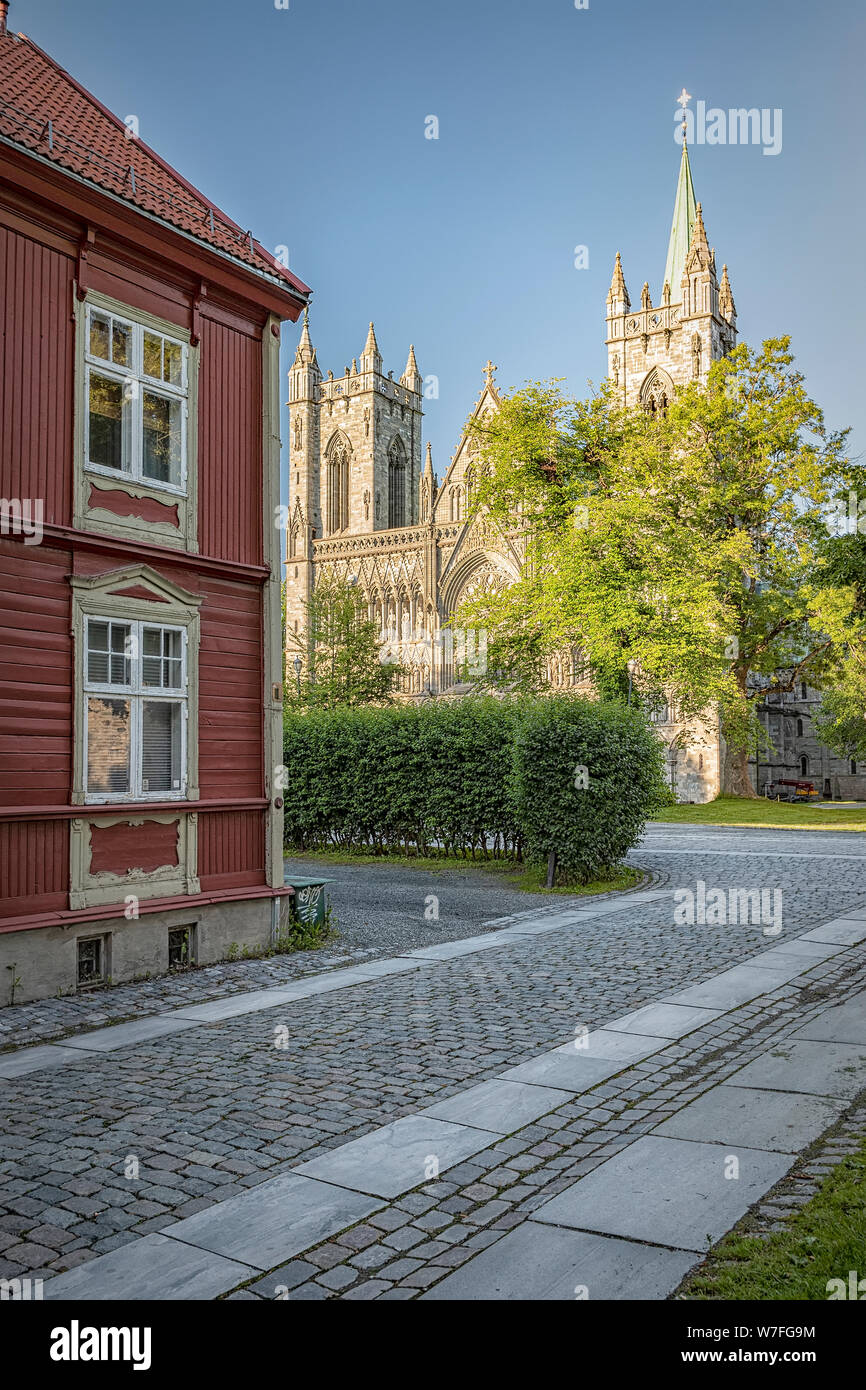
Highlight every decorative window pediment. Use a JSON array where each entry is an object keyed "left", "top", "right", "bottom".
[
  {"left": 71, "top": 564, "right": 203, "bottom": 613},
  {"left": 70, "top": 565, "right": 201, "bottom": 806}
]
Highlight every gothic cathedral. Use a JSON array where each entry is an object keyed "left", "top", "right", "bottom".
[{"left": 284, "top": 141, "right": 738, "bottom": 800}]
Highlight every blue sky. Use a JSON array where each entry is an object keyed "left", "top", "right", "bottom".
[{"left": 14, "top": 0, "right": 866, "bottom": 491}]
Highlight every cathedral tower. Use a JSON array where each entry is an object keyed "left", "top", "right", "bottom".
[
  {"left": 297, "top": 321, "right": 424, "bottom": 538},
  {"left": 285, "top": 307, "right": 321, "bottom": 645},
  {"left": 606, "top": 141, "right": 737, "bottom": 410}
]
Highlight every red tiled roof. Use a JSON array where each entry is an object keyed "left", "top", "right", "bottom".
[{"left": 0, "top": 29, "right": 309, "bottom": 300}]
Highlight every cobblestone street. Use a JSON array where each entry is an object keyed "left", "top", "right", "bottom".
[{"left": 2, "top": 823, "right": 866, "bottom": 1300}]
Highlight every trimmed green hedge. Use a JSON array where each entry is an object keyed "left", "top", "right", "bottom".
[
  {"left": 283, "top": 695, "right": 665, "bottom": 883},
  {"left": 511, "top": 696, "right": 666, "bottom": 883}
]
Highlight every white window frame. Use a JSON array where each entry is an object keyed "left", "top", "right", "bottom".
[
  {"left": 84, "top": 303, "right": 189, "bottom": 496},
  {"left": 83, "top": 614, "right": 189, "bottom": 803}
]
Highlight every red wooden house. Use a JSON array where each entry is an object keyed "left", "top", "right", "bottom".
[{"left": 0, "top": 4, "right": 308, "bottom": 1002}]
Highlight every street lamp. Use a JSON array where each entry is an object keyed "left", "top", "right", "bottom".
[{"left": 293, "top": 655, "right": 302, "bottom": 698}]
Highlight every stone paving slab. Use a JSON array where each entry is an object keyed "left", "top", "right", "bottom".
[
  {"left": 422, "top": 1222, "right": 698, "bottom": 1300},
  {"left": 401, "top": 935, "right": 512, "bottom": 961},
  {"left": 794, "top": 991, "right": 866, "bottom": 1045},
  {"left": 162, "top": 1173, "right": 382, "bottom": 1270},
  {"left": 534, "top": 1135, "right": 796, "bottom": 1252},
  {"left": 420, "top": 1078, "right": 571, "bottom": 1134},
  {"left": 60, "top": 1016, "right": 199, "bottom": 1053},
  {"left": 747, "top": 950, "right": 836, "bottom": 975},
  {"left": 0, "top": 1044, "right": 87, "bottom": 1078},
  {"left": 501, "top": 1030, "right": 666, "bottom": 1092},
  {"left": 350, "top": 959, "right": 428, "bottom": 980},
  {"left": 294, "top": 1115, "right": 494, "bottom": 1198},
  {"left": 498, "top": 915, "right": 596, "bottom": 937},
  {"left": 766, "top": 937, "right": 844, "bottom": 959},
  {"left": 727, "top": 1038, "right": 866, "bottom": 1099},
  {"left": 653, "top": 1084, "right": 846, "bottom": 1153},
  {"left": 802, "top": 921, "right": 866, "bottom": 946},
  {"left": 43, "top": 1232, "right": 254, "bottom": 1300},
  {"left": 663, "top": 963, "right": 795, "bottom": 1010},
  {"left": 604, "top": 1002, "right": 724, "bottom": 1039},
  {"left": 169, "top": 988, "right": 312, "bottom": 1023},
  {"left": 272, "top": 969, "right": 388, "bottom": 998}
]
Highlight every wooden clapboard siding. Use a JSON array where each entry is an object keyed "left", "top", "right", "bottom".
[
  {"left": 0, "top": 541, "right": 72, "bottom": 806},
  {"left": 197, "top": 808, "right": 266, "bottom": 891},
  {"left": 0, "top": 819, "right": 68, "bottom": 919},
  {"left": 198, "top": 313, "right": 263, "bottom": 566},
  {"left": 0, "top": 224, "right": 75, "bottom": 527}
]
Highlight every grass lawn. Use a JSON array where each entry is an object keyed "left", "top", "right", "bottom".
[
  {"left": 680, "top": 1134, "right": 866, "bottom": 1300},
  {"left": 654, "top": 794, "right": 866, "bottom": 832},
  {"left": 285, "top": 848, "right": 644, "bottom": 897}
]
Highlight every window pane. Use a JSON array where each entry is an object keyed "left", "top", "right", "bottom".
[
  {"left": 142, "top": 701, "right": 181, "bottom": 792},
  {"left": 89, "top": 373, "right": 126, "bottom": 470},
  {"left": 164, "top": 629, "right": 182, "bottom": 687},
  {"left": 112, "top": 320, "right": 132, "bottom": 367},
  {"left": 143, "top": 331, "right": 162, "bottom": 380},
  {"left": 87, "top": 621, "right": 130, "bottom": 685},
  {"left": 142, "top": 628, "right": 182, "bottom": 688},
  {"left": 110, "top": 622, "right": 131, "bottom": 685},
  {"left": 142, "top": 390, "right": 182, "bottom": 485},
  {"left": 87, "top": 697, "right": 131, "bottom": 793},
  {"left": 89, "top": 311, "right": 111, "bottom": 361},
  {"left": 163, "top": 339, "right": 183, "bottom": 386},
  {"left": 87, "top": 621, "right": 109, "bottom": 682}
]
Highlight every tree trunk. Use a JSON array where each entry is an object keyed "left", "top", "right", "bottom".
[
  {"left": 546, "top": 851, "right": 558, "bottom": 888},
  {"left": 721, "top": 666, "right": 758, "bottom": 798},
  {"left": 723, "top": 743, "right": 757, "bottom": 797}
]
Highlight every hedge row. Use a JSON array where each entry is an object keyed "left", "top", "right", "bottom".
[{"left": 282, "top": 695, "right": 666, "bottom": 883}]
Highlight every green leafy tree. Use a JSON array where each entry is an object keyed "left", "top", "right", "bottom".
[
  {"left": 458, "top": 338, "right": 854, "bottom": 795},
  {"left": 286, "top": 573, "right": 402, "bottom": 709},
  {"left": 812, "top": 530, "right": 866, "bottom": 760}
]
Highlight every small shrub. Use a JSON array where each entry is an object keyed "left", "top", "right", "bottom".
[{"left": 511, "top": 696, "right": 667, "bottom": 883}]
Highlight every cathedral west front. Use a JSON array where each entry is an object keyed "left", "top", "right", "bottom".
[{"left": 283, "top": 141, "right": 852, "bottom": 803}]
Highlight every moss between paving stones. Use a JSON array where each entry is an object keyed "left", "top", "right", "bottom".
[{"left": 677, "top": 1126, "right": 866, "bottom": 1300}]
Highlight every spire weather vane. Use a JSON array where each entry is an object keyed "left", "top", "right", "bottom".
[{"left": 677, "top": 87, "right": 692, "bottom": 142}]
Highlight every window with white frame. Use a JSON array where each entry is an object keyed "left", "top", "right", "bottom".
[
  {"left": 84, "top": 616, "right": 187, "bottom": 800},
  {"left": 85, "top": 304, "right": 188, "bottom": 492}
]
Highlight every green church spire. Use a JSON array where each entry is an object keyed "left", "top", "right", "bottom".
[{"left": 662, "top": 140, "right": 697, "bottom": 301}]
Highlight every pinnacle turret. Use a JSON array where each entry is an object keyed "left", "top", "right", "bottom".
[
  {"left": 688, "top": 202, "right": 710, "bottom": 259},
  {"left": 401, "top": 344, "right": 422, "bottom": 393},
  {"left": 607, "top": 252, "right": 630, "bottom": 313},
  {"left": 293, "top": 305, "right": 316, "bottom": 367},
  {"left": 719, "top": 263, "right": 736, "bottom": 322},
  {"left": 360, "top": 321, "right": 382, "bottom": 373}
]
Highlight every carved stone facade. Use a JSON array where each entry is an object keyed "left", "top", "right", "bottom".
[
  {"left": 284, "top": 146, "right": 740, "bottom": 799},
  {"left": 285, "top": 333, "right": 524, "bottom": 696}
]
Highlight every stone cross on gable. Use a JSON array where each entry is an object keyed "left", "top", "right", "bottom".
[{"left": 484, "top": 360, "right": 498, "bottom": 386}]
